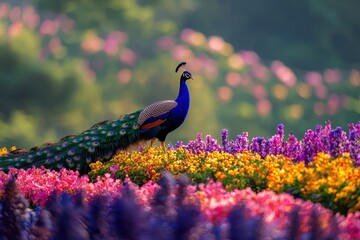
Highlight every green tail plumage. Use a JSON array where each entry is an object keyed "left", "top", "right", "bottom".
[{"left": 0, "top": 110, "right": 142, "bottom": 174}]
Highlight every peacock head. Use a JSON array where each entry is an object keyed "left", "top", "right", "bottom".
[
  {"left": 175, "top": 62, "right": 193, "bottom": 81},
  {"left": 181, "top": 70, "right": 193, "bottom": 81}
]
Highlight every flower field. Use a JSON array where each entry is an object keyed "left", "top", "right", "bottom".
[{"left": 0, "top": 122, "right": 360, "bottom": 239}]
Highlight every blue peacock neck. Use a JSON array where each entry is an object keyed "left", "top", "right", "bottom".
[{"left": 175, "top": 79, "right": 190, "bottom": 115}]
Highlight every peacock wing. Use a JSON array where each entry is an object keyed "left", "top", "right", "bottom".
[{"left": 138, "top": 100, "right": 177, "bottom": 129}]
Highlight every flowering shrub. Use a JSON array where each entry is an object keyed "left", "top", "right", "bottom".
[
  {"left": 89, "top": 147, "right": 360, "bottom": 214},
  {"left": 1, "top": 122, "right": 360, "bottom": 237},
  {"left": 1, "top": 121, "right": 360, "bottom": 215},
  {"left": 179, "top": 121, "right": 360, "bottom": 165},
  {"left": 1, "top": 173, "right": 360, "bottom": 239},
  {"left": 0, "top": 167, "right": 160, "bottom": 207}
]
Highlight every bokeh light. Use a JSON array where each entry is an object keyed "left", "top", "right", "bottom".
[
  {"left": 314, "top": 102, "right": 326, "bottom": 116},
  {"left": 272, "top": 84, "right": 288, "bottom": 101},
  {"left": 227, "top": 54, "right": 245, "bottom": 70},
  {"left": 287, "top": 104, "right": 304, "bottom": 120},
  {"left": 296, "top": 83, "right": 311, "bottom": 99},
  {"left": 7, "top": 21, "right": 22, "bottom": 38},
  {"left": 217, "top": 86, "right": 233, "bottom": 102},
  {"left": 81, "top": 32, "right": 103, "bottom": 53},
  {"left": 305, "top": 71, "right": 322, "bottom": 87},
  {"left": 350, "top": 70, "right": 360, "bottom": 87},
  {"left": 171, "top": 45, "right": 193, "bottom": 61},
  {"left": 324, "top": 69, "right": 341, "bottom": 84},
  {"left": 252, "top": 84, "right": 267, "bottom": 100},
  {"left": 256, "top": 99, "right": 272, "bottom": 116},
  {"left": 157, "top": 36, "right": 175, "bottom": 49},
  {"left": 315, "top": 85, "right": 327, "bottom": 99},
  {"left": 271, "top": 60, "right": 297, "bottom": 87},
  {"left": 226, "top": 72, "right": 242, "bottom": 87},
  {"left": 119, "top": 48, "right": 138, "bottom": 65},
  {"left": 117, "top": 69, "right": 132, "bottom": 84}
]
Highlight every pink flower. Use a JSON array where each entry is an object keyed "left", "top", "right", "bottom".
[{"left": 110, "top": 164, "right": 119, "bottom": 172}]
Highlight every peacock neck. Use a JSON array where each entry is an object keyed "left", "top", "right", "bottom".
[{"left": 175, "top": 79, "right": 190, "bottom": 105}]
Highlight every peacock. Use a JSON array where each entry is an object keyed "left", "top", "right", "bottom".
[{"left": 0, "top": 62, "right": 193, "bottom": 174}]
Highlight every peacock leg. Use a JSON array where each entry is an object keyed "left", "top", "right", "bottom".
[
  {"left": 150, "top": 138, "right": 156, "bottom": 147},
  {"left": 160, "top": 141, "right": 166, "bottom": 151}
]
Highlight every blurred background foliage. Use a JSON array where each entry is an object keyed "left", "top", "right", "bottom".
[{"left": 0, "top": 0, "right": 360, "bottom": 148}]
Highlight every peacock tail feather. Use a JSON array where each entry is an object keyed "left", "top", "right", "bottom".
[{"left": 0, "top": 110, "right": 142, "bottom": 174}]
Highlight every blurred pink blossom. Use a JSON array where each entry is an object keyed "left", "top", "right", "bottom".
[
  {"left": 9, "top": 6, "right": 21, "bottom": 22},
  {"left": 22, "top": 6, "right": 39, "bottom": 29},
  {"left": 207, "top": 36, "right": 225, "bottom": 53},
  {"left": 119, "top": 48, "right": 138, "bottom": 65},
  {"left": 199, "top": 56, "right": 218, "bottom": 80},
  {"left": 251, "top": 64, "right": 270, "bottom": 81},
  {"left": 60, "top": 17, "right": 75, "bottom": 33},
  {"left": 315, "top": 85, "right": 327, "bottom": 99},
  {"left": 187, "top": 57, "right": 203, "bottom": 73},
  {"left": 171, "top": 45, "right": 192, "bottom": 61},
  {"left": 226, "top": 72, "right": 242, "bottom": 87},
  {"left": 217, "top": 86, "right": 233, "bottom": 102},
  {"left": 40, "top": 19, "right": 60, "bottom": 36},
  {"left": 81, "top": 33, "right": 103, "bottom": 53},
  {"left": 181, "top": 28, "right": 206, "bottom": 47},
  {"left": 327, "top": 93, "right": 340, "bottom": 115},
  {"left": 257, "top": 99, "right": 272, "bottom": 116},
  {"left": 104, "top": 31, "right": 128, "bottom": 55},
  {"left": 271, "top": 60, "right": 297, "bottom": 87},
  {"left": 110, "top": 31, "right": 128, "bottom": 43},
  {"left": 7, "top": 21, "right": 23, "bottom": 38},
  {"left": 324, "top": 68, "right": 341, "bottom": 84},
  {"left": 117, "top": 69, "right": 132, "bottom": 84},
  {"left": 252, "top": 84, "right": 267, "bottom": 100},
  {"left": 240, "top": 50, "right": 260, "bottom": 66},
  {"left": 0, "top": 3, "right": 9, "bottom": 19},
  {"left": 104, "top": 36, "right": 119, "bottom": 55},
  {"left": 180, "top": 28, "right": 195, "bottom": 42},
  {"left": 305, "top": 71, "right": 322, "bottom": 87},
  {"left": 157, "top": 36, "right": 175, "bottom": 49},
  {"left": 314, "top": 102, "right": 325, "bottom": 116},
  {"left": 48, "top": 38, "right": 62, "bottom": 53}
]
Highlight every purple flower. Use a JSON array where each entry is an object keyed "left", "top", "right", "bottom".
[
  {"left": 110, "top": 164, "right": 119, "bottom": 173},
  {"left": 268, "top": 124, "right": 285, "bottom": 155},
  {"left": 205, "top": 135, "right": 221, "bottom": 152},
  {"left": 348, "top": 123, "right": 360, "bottom": 165},
  {"left": 284, "top": 133, "right": 301, "bottom": 160},
  {"left": 277, "top": 124, "right": 285, "bottom": 139},
  {"left": 329, "top": 127, "right": 347, "bottom": 158},
  {"left": 299, "top": 129, "right": 316, "bottom": 164},
  {"left": 221, "top": 129, "right": 229, "bottom": 152},
  {"left": 182, "top": 133, "right": 206, "bottom": 154},
  {"left": 250, "top": 137, "right": 269, "bottom": 158},
  {"left": 232, "top": 132, "right": 249, "bottom": 154}
]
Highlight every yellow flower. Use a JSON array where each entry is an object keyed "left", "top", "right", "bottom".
[
  {"left": 0, "top": 147, "right": 9, "bottom": 156},
  {"left": 89, "top": 161, "right": 105, "bottom": 172}
]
